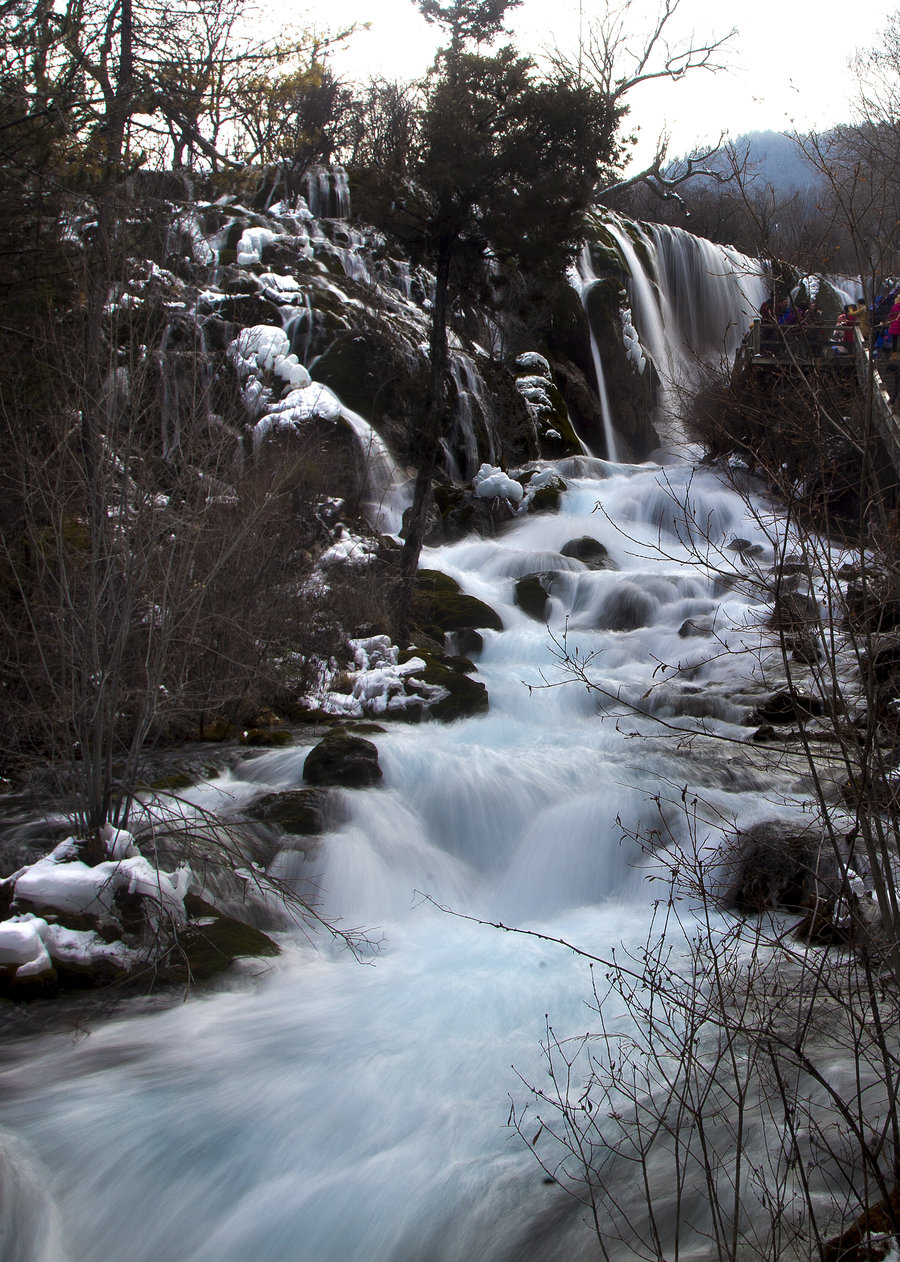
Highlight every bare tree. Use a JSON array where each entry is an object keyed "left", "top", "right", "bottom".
[{"left": 547, "top": 0, "right": 736, "bottom": 202}]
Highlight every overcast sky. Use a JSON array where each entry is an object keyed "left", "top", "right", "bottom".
[{"left": 305, "top": 0, "right": 888, "bottom": 168}]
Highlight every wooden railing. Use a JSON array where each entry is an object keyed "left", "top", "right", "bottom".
[
  {"left": 744, "top": 320, "right": 840, "bottom": 363},
  {"left": 851, "top": 326, "right": 900, "bottom": 476}
]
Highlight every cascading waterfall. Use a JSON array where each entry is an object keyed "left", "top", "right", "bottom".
[
  {"left": 448, "top": 350, "right": 499, "bottom": 479},
  {"left": 577, "top": 217, "right": 769, "bottom": 448},
  {"left": 0, "top": 454, "right": 832, "bottom": 1262},
  {"left": 0, "top": 225, "right": 841, "bottom": 1261}
]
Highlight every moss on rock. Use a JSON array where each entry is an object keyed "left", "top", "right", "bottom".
[
  {"left": 240, "top": 728, "right": 294, "bottom": 747},
  {"left": 159, "top": 905, "right": 280, "bottom": 986},
  {"left": 401, "top": 649, "right": 489, "bottom": 721},
  {"left": 413, "top": 570, "right": 503, "bottom": 634},
  {"left": 560, "top": 536, "right": 615, "bottom": 570}
]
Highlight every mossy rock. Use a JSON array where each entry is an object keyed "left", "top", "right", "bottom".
[
  {"left": 405, "top": 652, "right": 489, "bottom": 722},
  {"left": 455, "top": 628, "right": 484, "bottom": 658},
  {"left": 159, "top": 910, "right": 280, "bottom": 986},
  {"left": 515, "top": 574, "right": 551, "bottom": 621},
  {"left": 50, "top": 953, "right": 129, "bottom": 991},
  {"left": 399, "top": 648, "right": 475, "bottom": 675},
  {"left": 538, "top": 388, "right": 582, "bottom": 458},
  {"left": 303, "top": 729, "right": 382, "bottom": 788},
  {"left": 240, "top": 728, "right": 294, "bottom": 747},
  {"left": 746, "top": 690, "right": 824, "bottom": 726},
  {"left": 528, "top": 478, "right": 566, "bottom": 513},
  {"left": 560, "top": 536, "right": 615, "bottom": 570},
  {"left": 414, "top": 570, "right": 503, "bottom": 633},
  {"left": 416, "top": 569, "right": 463, "bottom": 595},
  {"left": 148, "top": 771, "right": 196, "bottom": 792},
  {"left": 0, "top": 963, "right": 59, "bottom": 1000},
  {"left": 249, "top": 788, "right": 331, "bottom": 836}
]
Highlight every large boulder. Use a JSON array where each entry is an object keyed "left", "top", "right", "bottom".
[
  {"left": 249, "top": 788, "right": 331, "bottom": 836},
  {"left": 303, "top": 729, "right": 383, "bottom": 787}
]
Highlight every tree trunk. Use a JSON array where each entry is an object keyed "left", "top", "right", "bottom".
[{"left": 398, "top": 241, "right": 453, "bottom": 632}]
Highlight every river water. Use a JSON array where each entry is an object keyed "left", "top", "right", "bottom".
[{"left": 0, "top": 450, "right": 824, "bottom": 1261}]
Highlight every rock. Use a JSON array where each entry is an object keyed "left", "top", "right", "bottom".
[
  {"left": 515, "top": 574, "right": 551, "bottom": 621},
  {"left": 413, "top": 569, "right": 503, "bottom": 634},
  {"left": 198, "top": 717, "right": 238, "bottom": 742},
  {"left": 216, "top": 294, "right": 281, "bottom": 327},
  {"left": 724, "top": 821, "right": 834, "bottom": 913},
  {"left": 0, "top": 963, "right": 59, "bottom": 1000},
  {"left": 240, "top": 728, "right": 293, "bottom": 747},
  {"left": 560, "top": 536, "right": 615, "bottom": 570},
  {"left": 596, "top": 582, "right": 655, "bottom": 631},
  {"left": 303, "top": 729, "right": 382, "bottom": 788},
  {"left": 401, "top": 651, "right": 489, "bottom": 722},
  {"left": 678, "top": 616, "right": 714, "bottom": 638},
  {"left": 747, "top": 689, "right": 824, "bottom": 725},
  {"left": 431, "top": 483, "right": 517, "bottom": 543},
  {"left": 158, "top": 904, "right": 280, "bottom": 986},
  {"left": 249, "top": 789, "right": 331, "bottom": 836},
  {"left": 524, "top": 473, "right": 567, "bottom": 514},
  {"left": 454, "top": 629, "right": 484, "bottom": 658}
]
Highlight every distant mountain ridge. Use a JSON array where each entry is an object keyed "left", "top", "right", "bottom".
[{"left": 671, "top": 129, "right": 824, "bottom": 194}]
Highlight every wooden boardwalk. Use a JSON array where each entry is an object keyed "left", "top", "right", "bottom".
[{"left": 736, "top": 320, "right": 900, "bottom": 482}]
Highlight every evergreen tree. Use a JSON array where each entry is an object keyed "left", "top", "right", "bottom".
[
  {"left": 397, "top": 34, "right": 622, "bottom": 591},
  {"left": 416, "top": 0, "right": 522, "bottom": 55}
]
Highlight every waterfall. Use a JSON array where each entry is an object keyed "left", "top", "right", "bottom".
[
  {"left": 0, "top": 445, "right": 824, "bottom": 1261},
  {"left": 448, "top": 350, "right": 499, "bottom": 479},
  {"left": 0, "top": 215, "right": 845, "bottom": 1261},
  {"left": 577, "top": 244, "right": 621, "bottom": 462},
  {"left": 339, "top": 405, "right": 410, "bottom": 536},
  {"left": 303, "top": 165, "right": 351, "bottom": 220},
  {"left": 577, "top": 217, "right": 769, "bottom": 447},
  {"left": 157, "top": 316, "right": 212, "bottom": 458}
]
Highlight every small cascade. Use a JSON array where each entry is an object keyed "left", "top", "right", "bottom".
[
  {"left": 334, "top": 227, "right": 371, "bottom": 284},
  {"left": 303, "top": 164, "right": 351, "bottom": 220},
  {"left": 447, "top": 352, "right": 499, "bottom": 479},
  {"left": 577, "top": 245, "right": 621, "bottom": 461},
  {"left": 339, "top": 406, "right": 410, "bottom": 535},
  {"left": 284, "top": 295, "right": 314, "bottom": 364},
  {"left": 157, "top": 316, "right": 212, "bottom": 458}
]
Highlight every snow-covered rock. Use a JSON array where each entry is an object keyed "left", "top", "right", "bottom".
[{"left": 473, "top": 463, "right": 524, "bottom": 504}]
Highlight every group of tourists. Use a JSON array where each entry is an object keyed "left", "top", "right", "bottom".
[{"left": 758, "top": 291, "right": 900, "bottom": 356}]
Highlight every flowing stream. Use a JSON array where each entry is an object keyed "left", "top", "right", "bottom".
[{"left": 0, "top": 449, "right": 820, "bottom": 1261}]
